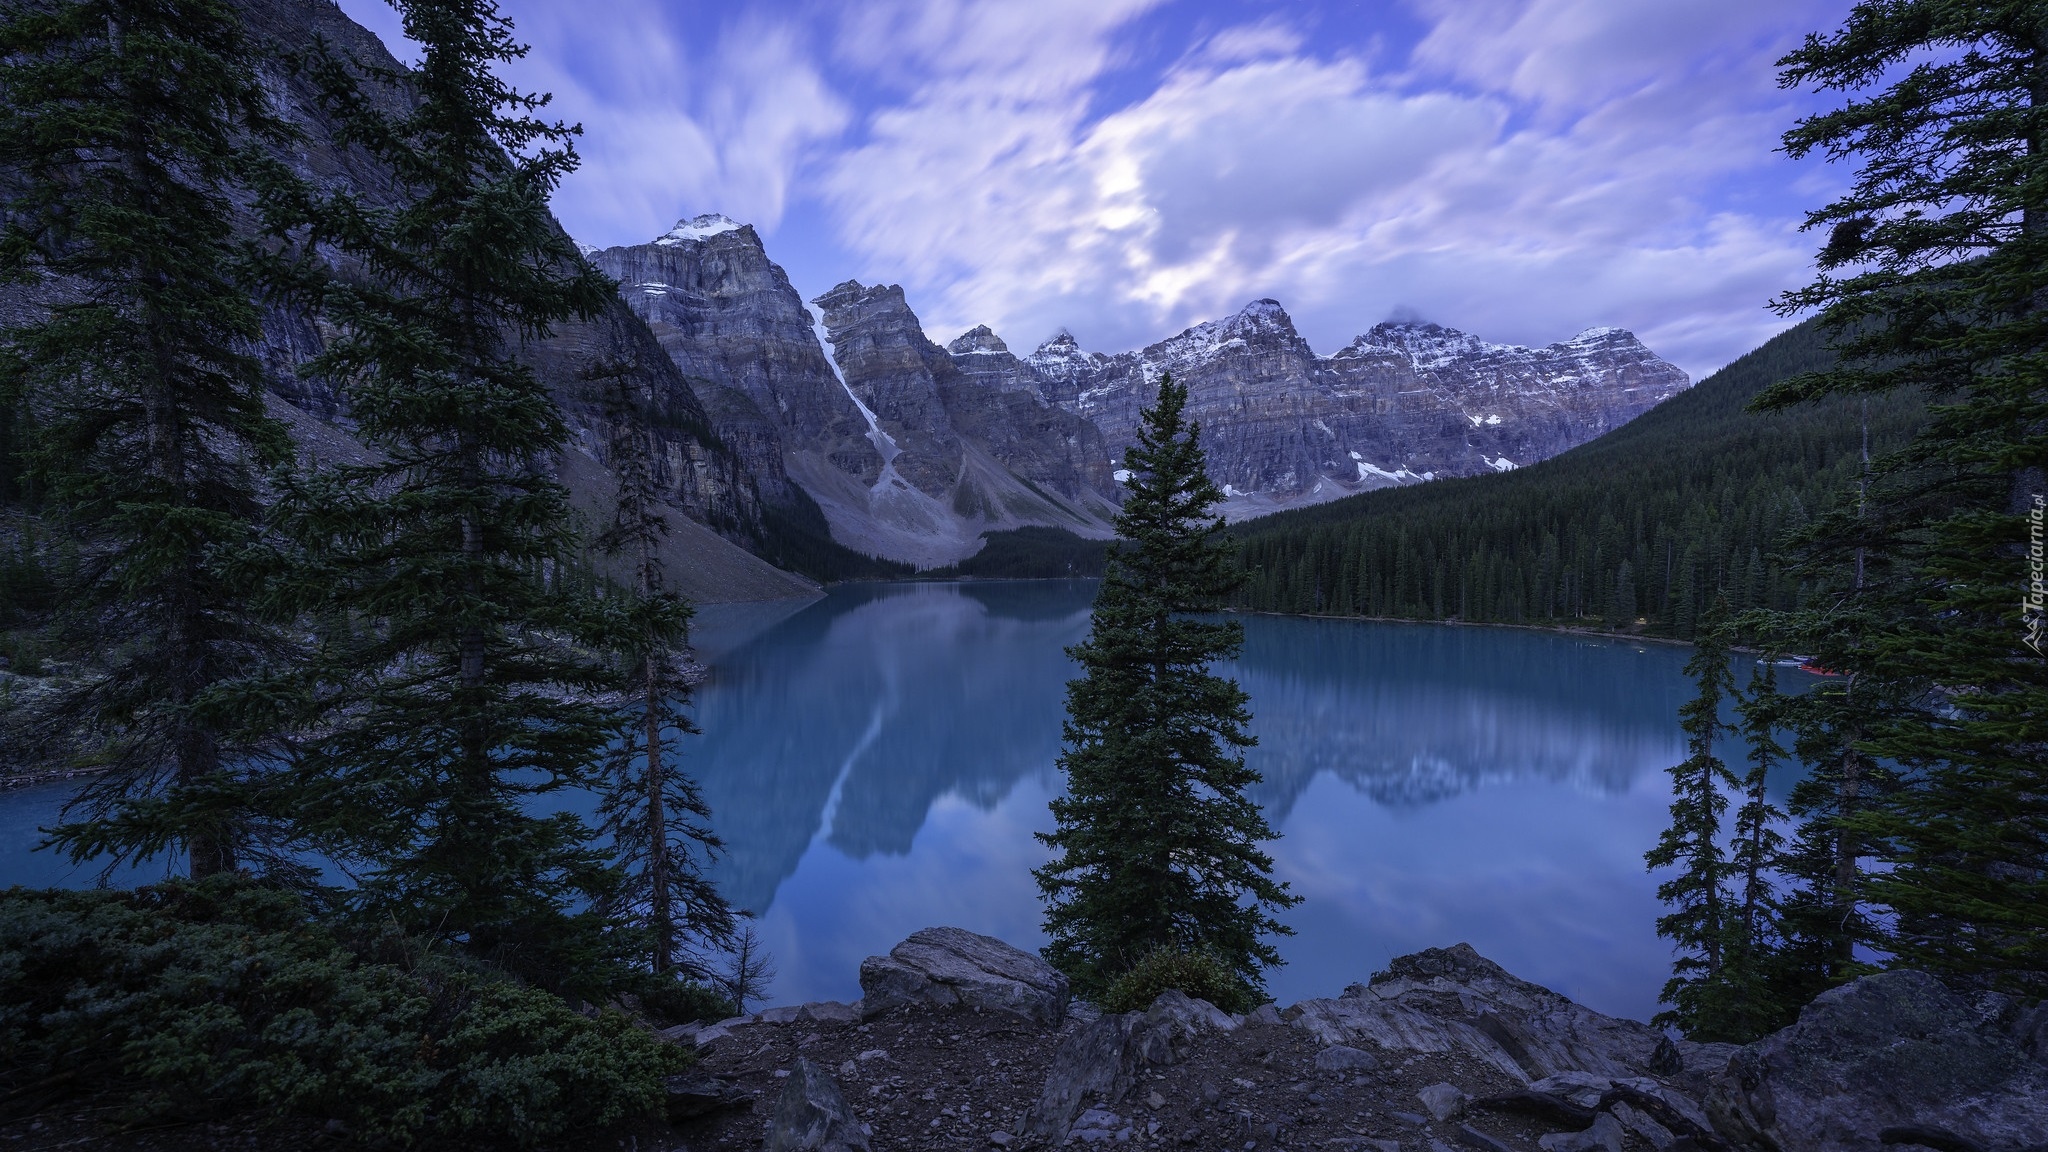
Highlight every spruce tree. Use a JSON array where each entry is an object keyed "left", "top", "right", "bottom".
[
  {"left": 1035, "top": 374, "right": 1298, "bottom": 1005},
  {"left": 584, "top": 343, "right": 735, "bottom": 980},
  {"left": 1766, "top": 0, "right": 2048, "bottom": 991},
  {"left": 1645, "top": 617, "right": 1742, "bottom": 1037},
  {"left": 0, "top": 0, "right": 294, "bottom": 875},
  {"left": 1721, "top": 660, "right": 1792, "bottom": 1036},
  {"left": 279, "top": 0, "right": 623, "bottom": 981}
]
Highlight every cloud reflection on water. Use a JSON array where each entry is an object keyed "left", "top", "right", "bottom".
[{"left": 686, "top": 580, "right": 1698, "bottom": 1019}]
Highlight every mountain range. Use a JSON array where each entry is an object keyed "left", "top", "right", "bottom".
[
  {"left": 8, "top": 0, "right": 1693, "bottom": 600},
  {"left": 590, "top": 212, "right": 1690, "bottom": 572}
]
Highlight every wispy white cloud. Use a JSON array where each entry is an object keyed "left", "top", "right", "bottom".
[
  {"left": 811, "top": 0, "right": 1853, "bottom": 376},
  {"left": 331, "top": 0, "right": 1857, "bottom": 377}
]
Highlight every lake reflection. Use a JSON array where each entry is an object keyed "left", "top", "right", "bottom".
[
  {"left": 1, "top": 580, "right": 1785, "bottom": 1022},
  {"left": 685, "top": 580, "right": 1704, "bottom": 1021}
]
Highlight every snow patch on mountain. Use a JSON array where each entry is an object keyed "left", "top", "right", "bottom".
[{"left": 656, "top": 213, "right": 744, "bottom": 246}]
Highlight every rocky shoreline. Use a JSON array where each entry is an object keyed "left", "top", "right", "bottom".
[{"left": 662, "top": 928, "right": 2047, "bottom": 1152}]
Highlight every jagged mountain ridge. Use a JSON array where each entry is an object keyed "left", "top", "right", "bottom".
[
  {"left": 588, "top": 215, "right": 1687, "bottom": 564},
  {"left": 593, "top": 220, "right": 1119, "bottom": 569},
  {"left": 1019, "top": 299, "right": 1691, "bottom": 520}
]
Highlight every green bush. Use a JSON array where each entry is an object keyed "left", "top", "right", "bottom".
[
  {"left": 1100, "top": 947, "right": 1258, "bottom": 1014},
  {"left": 629, "top": 972, "right": 737, "bottom": 1026},
  {"left": 0, "top": 879, "right": 688, "bottom": 1146}
]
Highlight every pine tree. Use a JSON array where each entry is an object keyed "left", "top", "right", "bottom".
[
  {"left": 279, "top": 0, "right": 624, "bottom": 982},
  {"left": 1721, "top": 660, "right": 1792, "bottom": 1036},
  {"left": 1645, "top": 616, "right": 1742, "bottom": 1037},
  {"left": 1035, "top": 374, "right": 1299, "bottom": 1005},
  {"left": 1731, "top": 664, "right": 1787, "bottom": 954},
  {"left": 584, "top": 341, "right": 735, "bottom": 980},
  {"left": 1764, "top": 1, "right": 2048, "bottom": 992},
  {"left": 0, "top": 0, "right": 295, "bottom": 875}
]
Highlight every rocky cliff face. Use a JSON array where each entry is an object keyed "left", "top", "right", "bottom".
[
  {"left": 1017, "top": 301, "right": 1690, "bottom": 520},
  {"left": 206, "top": 0, "right": 792, "bottom": 602},
  {"left": 587, "top": 215, "right": 882, "bottom": 513},
  {"left": 589, "top": 219, "right": 1119, "bottom": 569},
  {"left": 807, "top": 282, "right": 1118, "bottom": 568}
]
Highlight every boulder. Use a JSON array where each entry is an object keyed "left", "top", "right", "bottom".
[
  {"left": 800, "top": 1000, "right": 863, "bottom": 1025},
  {"left": 1537, "top": 1113, "right": 1624, "bottom": 1152},
  {"left": 666, "top": 1071, "right": 751, "bottom": 1121},
  {"left": 1704, "top": 970, "right": 2048, "bottom": 1152},
  {"left": 1314, "top": 1045, "right": 1382, "bottom": 1073},
  {"left": 693, "top": 1013, "right": 759, "bottom": 1048},
  {"left": 1419, "top": 1082, "right": 1471, "bottom": 1122},
  {"left": 1130, "top": 989, "right": 1239, "bottom": 1066},
  {"left": 764, "top": 1057, "right": 870, "bottom": 1152},
  {"left": 858, "top": 927, "right": 1069, "bottom": 1026},
  {"left": 1294, "top": 944, "right": 1736, "bottom": 1106},
  {"left": 1021, "top": 1013, "right": 1139, "bottom": 1146},
  {"left": 1067, "top": 1107, "right": 1133, "bottom": 1144},
  {"left": 1607, "top": 1100, "right": 1676, "bottom": 1150}
]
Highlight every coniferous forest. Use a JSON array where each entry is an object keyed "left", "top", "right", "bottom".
[{"left": 1229, "top": 318, "right": 1928, "bottom": 637}]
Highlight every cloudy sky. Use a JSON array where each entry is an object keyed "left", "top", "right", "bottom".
[{"left": 333, "top": 0, "right": 1858, "bottom": 379}]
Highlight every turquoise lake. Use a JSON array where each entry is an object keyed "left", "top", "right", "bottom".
[{"left": 0, "top": 579, "right": 1804, "bottom": 1023}]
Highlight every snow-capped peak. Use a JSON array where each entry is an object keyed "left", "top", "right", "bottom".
[
  {"left": 655, "top": 213, "right": 745, "bottom": 246},
  {"left": 575, "top": 240, "right": 602, "bottom": 257}
]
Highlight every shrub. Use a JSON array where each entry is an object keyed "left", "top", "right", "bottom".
[
  {"left": 0, "top": 879, "right": 688, "bottom": 1146},
  {"left": 1100, "top": 947, "right": 1258, "bottom": 1015},
  {"left": 628, "top": 972, "right": 737, "bottom": 1026}
]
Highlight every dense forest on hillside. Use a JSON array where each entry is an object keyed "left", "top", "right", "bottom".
[{"left": 1227, "top": 320, "right": 1925, "bottom": 637}]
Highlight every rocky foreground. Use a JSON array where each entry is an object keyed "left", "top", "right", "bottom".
[{"left": 660, "top": 928, "right": 2048, "bottom": 1152}]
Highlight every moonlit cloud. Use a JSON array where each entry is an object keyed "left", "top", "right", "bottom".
[{"left": 331, "top": 0, "right": 1859, "bottom": 378}]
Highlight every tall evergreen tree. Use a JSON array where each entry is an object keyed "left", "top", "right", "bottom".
[
  {"left": 279, "top": 0, "right": 623, "bottom": 981},
  {"left": 1766, "top": 0, "right": 2048, "bottom": 991},
  {"left": 584, "top": 342, "right": 735, "bottom": 980},
  {"left": 1035, "top": 374, "right": 1299, "bottom": 1003},
  {"left": 1731, "top": 663, "right": 1788, "bottom": 956},
  {"left": 1719, "top": 659, "right": 1794, "bottom": 1036},
  {"left": 0, "top": 0, "right": 294, "bottom": 875},
  {"left": 1645, "top": 617, "right": 1743, "bottom": 1037}
]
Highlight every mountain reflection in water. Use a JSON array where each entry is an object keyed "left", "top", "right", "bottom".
[
  {"left": 680, "top": 580, "right": 1732, "bottom": 1020},
  {"left": 0, "top": 579, "right": 1798, "bottom": 1022}
]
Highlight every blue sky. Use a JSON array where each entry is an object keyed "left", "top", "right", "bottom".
[{"left": 334, "top": 0, "right": 1859, "bottom": 379}]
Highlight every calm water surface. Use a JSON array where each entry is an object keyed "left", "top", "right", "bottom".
[{"left": 0, "top": 579, "right": 1800, "bottom": 1022}]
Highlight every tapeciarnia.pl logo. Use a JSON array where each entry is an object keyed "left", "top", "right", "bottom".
[{"left": 2027, "top": 493, "right": 2045, "bottom": 656}]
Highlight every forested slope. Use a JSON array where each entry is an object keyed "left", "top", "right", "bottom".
[{"left": 1229, "top": 319, "right": 1924, "bottom": 636}]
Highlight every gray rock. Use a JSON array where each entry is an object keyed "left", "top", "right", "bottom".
[
  {"left": 1131, "top": 989, "right": 1239, "bottom": 1065},
  {"left": 1069, "top": 1107, "right": 1132, "bottom": 1144},
  {"left": 1245, "top": 1004, "right": 1287, "bottom": 1027},
  {"left": 693, "top": 1013, "right": 759, "bottom": 1048},
  {"left": 758, "top": 1005, "right": 805, "bottom": 1025},
  {"left": 1292, "top": 944, "right": 1686, "bottom": 1085},
  {"left": 764, "top": 1057, "right": 869, "bottom": 1152},
  {"left": 1607, "top": 1100, "right": 1676, "bottom": 1150},
  {"left": 1457, "top": 1127, "right": 1525, "bottom": 1152},
  {"left": 665, "top": 1071, "right": 750, "bottom": 1121},
  {"left": 1419, "top": 1082, "right": 1471, "bottom": 1122},
  {"left": 1705, "top": 970, "right": 2048, "bottom": 1152},
  {"left": 1524, "top": 1073, "right": 1610, "bottom": 1110},
  {"left": 988, "top": 1133, "right": 1014, "bottom": 1148},
  {"left": 1314, "top": 1045, "right": 1382, "bottom": 1073},
  {"left": 1536, "top": 1114, "right": 1623, "bottom": 1152},
  {"left": 799, "top": 1000, "right": 863, "bottom": 1025},
  {"left": 858, "top": 926, "right": 1069, "bottom": 1026},
  {"left": 1022, "top": 1012, "right": 1139, "bottom": 1145}
]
